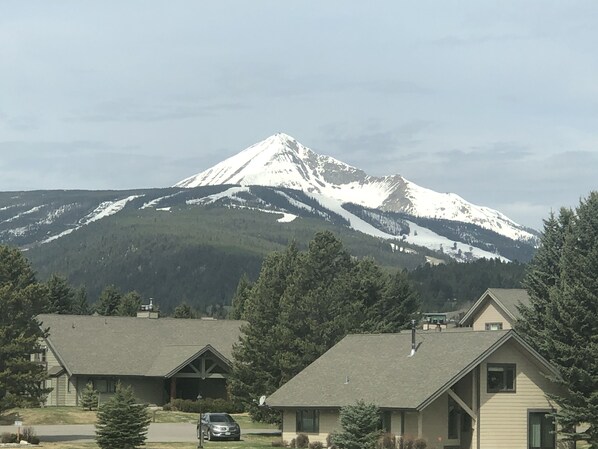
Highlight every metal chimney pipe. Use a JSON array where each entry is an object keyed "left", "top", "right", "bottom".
[{"left": 410, "top": 319, "right": 416, "bottom": 357}]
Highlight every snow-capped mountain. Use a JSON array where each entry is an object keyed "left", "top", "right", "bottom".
[{"left": 176, "top": 133, "right": 536, "bottom": 243}]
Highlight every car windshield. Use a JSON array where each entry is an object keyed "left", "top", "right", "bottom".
[{"left": 210, "top": 414, "right": 235, "bottom": 423}]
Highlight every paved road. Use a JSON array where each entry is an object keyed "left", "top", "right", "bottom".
[{"left": 0, "top": 423, "right": 280, "bottom": 443}]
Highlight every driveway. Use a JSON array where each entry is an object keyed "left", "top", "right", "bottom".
[{"left": 0, "top": 423, "right": 280, "bottom": 443}]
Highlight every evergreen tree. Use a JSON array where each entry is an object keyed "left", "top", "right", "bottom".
[
  {"left": 229, "top": 273, "right": 253, "bottom": 319},
  {"left": 517, "top": 209, "right": 573, "bottom": 358},
  {"left": 172, "top": 302, "right": 195, "bottom": 318},
  {"left": 331, "top": 401, "right": 382, "bottom": 449},
  {"left": 95, "top": 383, "right": 150, "bottom": 449},
  {"left": 117, "top": 291, "right": 142, "bottom": 317},
  {"left": 0, "top": 245, "right": 50, "bottom": 414},
  {"left": 81, "top": 382, "right": 99, "bottom": 411},
  {"left": 229, "top": 242, "right": 299, "bottom": 423},
  {"left": 369, "top": 269, "right": 420, "bottom": 333},
  {"left": 517, "top": 192, "right": 598, "bottom": 446},
  {"left": 72, "top": 286, "right": 90, "bottom": 315},
  {"left": 95, "top": 285, "right": 122, "bottom": 316},
  {"left": 46, "top": 274, "right": 75, "bottom": 314}
]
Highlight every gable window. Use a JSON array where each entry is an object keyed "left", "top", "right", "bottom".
[
  {"left": 529, "top": 411, "right": 555, "bottom": 449},
  {"left": 487, "top": 364, "right": 516, "bottom": 392},
  {"left": 485, "top": 322, "right": 503, "bottom": 330},
  {"left": 296, "top": 409, "right": 319, "bottom": 433}
]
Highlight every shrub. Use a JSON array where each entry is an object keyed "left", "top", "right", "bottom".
[
  {"left": 290, "top": 438, "right": 296, "bottom": 448},
  {"left": 272, "top": 439, "right": 288, "bottom": 447},
  {"left": 377, "top": 433, "right": 396, "bottom": 449},
  {"left": 162, "top": 402, "right": 172, "bottom": 411},
  {"left": 1, "top": 433, "right": 17, "bottom": 444},
  {"left": 413, "top": 439, "right": 427, "bottom": 449},
  {"left": 21, "top": 427, "right": 40, "bottom": 444},
  {"left": 326, "top": 433, "right": 337, "bottom": 449},
  {"left": 168, "top": 398, "right": 244, "bottom": 414},
  {"left": 308, "top": 441, "right": 324, "bottom": 449},
  {"left": 296, "top": 433, "right": 310, "bottom": 448}
]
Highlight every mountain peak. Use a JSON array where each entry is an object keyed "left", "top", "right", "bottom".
[{"left": 174, "top": 134, "right": 536, "bottom": 243}]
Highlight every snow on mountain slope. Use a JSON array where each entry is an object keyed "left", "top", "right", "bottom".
[{"left": 176, "top": 133, "right": 536, "bottom": 242}]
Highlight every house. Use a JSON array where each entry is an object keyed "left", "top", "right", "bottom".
[
  {"left": 267, "top": 328, "right": 568, "bottom": 449},
  {"left": 459, "top": 288, "right": 530, "bottom": 331},
  {"left": 36, "top": 313, "right": 244, "bottom": 406}
]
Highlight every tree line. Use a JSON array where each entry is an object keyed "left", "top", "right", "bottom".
[{"left": 227, "top": 231, "right": 420, "bottom": 423}]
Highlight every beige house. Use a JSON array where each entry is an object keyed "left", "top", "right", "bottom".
[
  {"left": 267, "top": 329, "right": 568, "bottom": 449},
  {"left": 36, "top": 314, "right": 243, "bottom": 406},
  {"left": 459, "top": 288, "right": 530, "bottom": 331}
]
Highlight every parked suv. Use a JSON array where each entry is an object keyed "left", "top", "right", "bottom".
[{"left": 197, "top": 413, "right": 241, "bottom": 441}]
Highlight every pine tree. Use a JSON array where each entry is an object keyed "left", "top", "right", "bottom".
[
  {"left": 371, "top": 269, "right": 420, "bottom": 332},
  {"left": 331, "top": 401, "right": 382, "bottom": 449},
  {"left": 95, "top": 285, "right": 122, "bottom": 316},
  {"left": 46, "top": 274, "right": 75, "bottom": 314},
  {"left": 117, "top": 291, "right": 142, "bottom": 317},
  {"left": 0, "top": 245, "right": 51, "bottom": 414},
  {"left": 517, "top": 209, "right": 573, "bottom": 358},
  {"left": 95, "top": 383, "right": 150, "bottom": 449},
  {"left": 517, "top": 192, "right": 598, "bottom": 447},
  {"left": 72, "top": 286, "right": 90, "bottom": 315},
  {"left": 81, "top": 382, "right": 99, "bottom": 411},
  {"left": 172, "top": 302, "right": 195, "bottom": 318},
  {"left": 229, "top": 243, "right": 299, "bottom": 423},
  {"left": 229, "top": 273, "right": 253, "bottom": 319}
]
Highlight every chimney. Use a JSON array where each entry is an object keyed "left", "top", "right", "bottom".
[
  {"left": 409, "top": 319, "right": 416, "bottom": 357},
  {"left": 137, "top": 298, "right": 160, "bottom": 319}
]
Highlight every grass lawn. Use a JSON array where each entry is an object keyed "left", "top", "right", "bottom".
[
  {"left": 0, "top": 407, "right": 278, "bottom": 430},
  {"left": 40, "top": 435, "right": 278, "bottom": 449}
]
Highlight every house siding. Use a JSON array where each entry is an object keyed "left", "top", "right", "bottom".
[
  {"left": 479, "top": 340, "right": 566, "bottom": 449},
  {"left": 472, "top": 299, "right": 513, "bottom": 331}
]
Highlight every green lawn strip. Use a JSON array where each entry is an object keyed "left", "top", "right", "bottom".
[{"left": 39, "top": 435, "right": 278, "bottom": 449}]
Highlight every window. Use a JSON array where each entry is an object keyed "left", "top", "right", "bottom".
[
  {"left": 91, "top": 378, "right": 117, "bottom": 393},
  {"left": 529, "top": 411, "right": 555, "bottom": 449},
  {"left": 485, "top": 322, "right": 503, "bottom": 330},
  {"left": 448, "top": 397, "right": 460, "bottom": 439},
  {"left": 487, "top": 364, "right": 516, "bottom": 392},
  {"left": 296, "top": 409, "right": 319, "bottom": 433}
]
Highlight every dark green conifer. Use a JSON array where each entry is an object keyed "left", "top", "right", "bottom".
[
  {"left": 46, "top": 274, "right": 75, "bottom": 314},
  {"left": 95, "top": 383, "right": 150, "bottom": 449},
  {"left": 81, "top": 382, "right": 99, "bottom": 411},
  {"left": 331, "top": 401, "right": 382, "bottom": 449},
  {"left": 95, "top": 285, "right": 122, "bottom": 316}
]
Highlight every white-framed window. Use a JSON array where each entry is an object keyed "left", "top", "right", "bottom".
[
  {"left": 487, "top": 364, "right": 516, "bottom": 392},
  {"left": 485, "top": 322, "right": 503, "bottom": 330}
]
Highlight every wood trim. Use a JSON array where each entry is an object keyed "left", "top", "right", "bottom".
[{"left": 447, "top": 389, "right": 476, "bottom": 421}]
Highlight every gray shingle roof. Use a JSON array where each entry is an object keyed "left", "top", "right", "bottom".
[
  {"left": 459, "top": 288, "right": 530, "bottom": 326},
  {"left": 38, "top": 314, "right": 244, "bottom": 377},
  {"left": 267, "top": 330, "right": 512, "bottom": 410}
]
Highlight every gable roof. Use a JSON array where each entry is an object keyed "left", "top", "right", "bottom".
[
  {"left": 459, "top": 288, "right": 530, "bottom": 327},
  {"left": 38, "top": 314, "right": 244, "bottom": 377},
  {"left": 267, "top": 329, "right": 556, "bottom": 410}
]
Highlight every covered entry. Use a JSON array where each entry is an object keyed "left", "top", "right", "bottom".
[{"left": 161, "top": 345, "right": 231, "bottom": 401}]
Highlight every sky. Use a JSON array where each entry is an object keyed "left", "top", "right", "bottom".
[{"left": 1, "top": 1, "right": 597, "bottom": 230}]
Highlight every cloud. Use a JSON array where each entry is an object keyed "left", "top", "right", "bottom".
[{"left": 68, "top": 99, "right": 247, "bottom": 123}]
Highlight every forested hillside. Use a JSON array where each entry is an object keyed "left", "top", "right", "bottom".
[{"left": 25, "top": 206, "right": 435, "bottom": 312}]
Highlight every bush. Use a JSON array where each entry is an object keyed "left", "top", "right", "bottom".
[
  {"left": 21, "top": 427, "right": 40, "bottom": 444},
  {"left": 296, "top": 433, "right": 309, "bottom": 448},
  {"left": 413, "top": 439, "right": 427, "bottom": 449},
  {"left": 167, "top": 398, "right": 244, "bottom": 414},
  {"left": 272, "top": 439, "right": 288, "bottom": 447},
  {"left": 162, "top": 402, "right": 172, "bottom": 411},
  {"left": 308, "top": 441, "right": 324, "bottom": 449},
  {"left": 289, "top": 438, "right": 296, "bottom": 448},
  {"left": 1, "top": 432, "right": 17, "bottom": 444},
  {"left": 377, "top": 433, "right": 396, "bottom": 449},
  {"left": 326, "top": 433, "right": 337, "bottom": 449}
]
